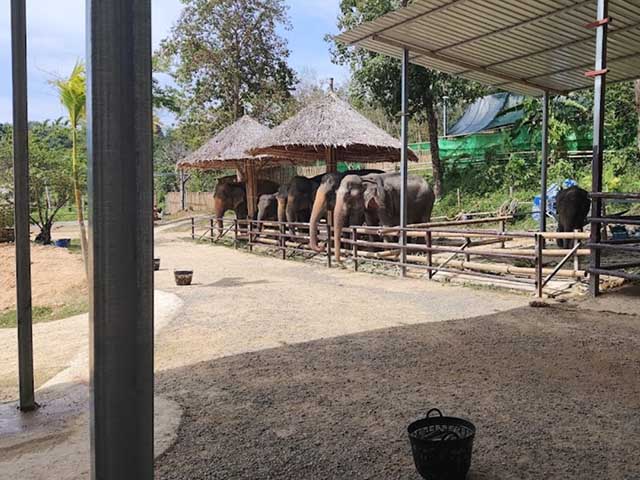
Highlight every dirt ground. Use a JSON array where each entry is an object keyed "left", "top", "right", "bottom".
[
  {"left": 155, "top": 305, "right": 640, "bottom": 480},
  {"left": 0, "top": 242, "right": 86, "bottom": 313}
]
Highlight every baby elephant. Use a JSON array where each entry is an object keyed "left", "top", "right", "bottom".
[{"left": 556, "top": 186, "right": 590, "bottom": 248}]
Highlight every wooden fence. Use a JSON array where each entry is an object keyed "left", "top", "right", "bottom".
[
  {"left": 165, "top": 192, "right": 216, "bottom": 215},
  {"left": 190, "top": 215, "right": 592, "bottom": 298}
]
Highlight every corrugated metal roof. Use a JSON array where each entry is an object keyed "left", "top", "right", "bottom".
[{"left": 336, "top": 0, "right": 640, "bottom": 97}]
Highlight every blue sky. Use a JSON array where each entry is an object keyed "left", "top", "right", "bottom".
[{"left": 0, "top": 0, "right": 348, "bottom": 123}]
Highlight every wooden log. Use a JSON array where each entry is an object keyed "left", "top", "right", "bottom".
[
  {"left": 465, "top": 247, "right": 592, "bottom": 257},
  {"left": 407, "top": 256, "right": 586, "bottom": 279}
]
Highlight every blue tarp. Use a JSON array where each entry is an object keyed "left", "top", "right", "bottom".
[{"left": 448, "top": 93, "right": 524, "bottom": 137}]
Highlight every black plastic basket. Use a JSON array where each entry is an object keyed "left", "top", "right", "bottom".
[{"left": 408, "top": 409, "right": 476, "bottom": 480}]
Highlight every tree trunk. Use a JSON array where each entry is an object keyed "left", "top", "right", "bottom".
[
  {"left": 71, "top": 127, "right": 89, "bottom": 279},
  {"left": 36, "top": 222, "right": 52, "bottom": 245},
  {"left": 635, "top": 79, "right": 640, "bottom": 152},
  {"left": 425, "top": 97, "right": 444, "bottom": 198}
]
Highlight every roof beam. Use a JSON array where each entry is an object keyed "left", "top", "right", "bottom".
[
  {"left": 371, "top": 33, "right": 560, "bottom": 94},
  {"left": 434, "top": 0, "right": 593, "bottom": 54},
  {"left": 347, "top": 0, "right": 473, "bottom": 45},
  {"left": 452, "top": 22, "right": 640, "bottom": 78},
  {"left": 482, "top": 22, "right": 640, "bottom": 70},
  {"left": 527, "top": 50, "right": 640, "bottom": 82}
]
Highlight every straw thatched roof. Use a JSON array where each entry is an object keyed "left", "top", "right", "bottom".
[
  {"left": 249, "top": 93, "right": 418, "bottom": 163},
  {"left": 177, "top": 116, "right": 310, "bottom": 171}
]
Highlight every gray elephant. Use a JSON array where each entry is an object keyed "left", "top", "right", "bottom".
[
  {"left": 332, "top": 173, "right": 435, "bottom": 262},
  {"left": 308, "top": 169, "right": 384, "bottom": 251},
  {"left": 213, "top": 179, "right": 279, "bottom": 231},
  {"left": 257, "top": 185, "right": 289, "bottom": 225}
]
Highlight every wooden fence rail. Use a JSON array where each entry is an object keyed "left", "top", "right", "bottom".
[{"left": 189, "top": 215, "right": 597, "bottom": 298}]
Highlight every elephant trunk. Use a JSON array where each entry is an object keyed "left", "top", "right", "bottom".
[
  {"left": 333, "top": 194, "right": 348, "bottom": 263},
  {"left": 286, "top": 195, "right": 297, "bottom": 236},
  {"left": 278, "top": 197, "right": 287, "bottom": 225},
  {"left": 309, "top": 186, "right": 328, "bottom": 252},
  {"left": 213, "top": 197, "right": 225, "bottom": 233}
]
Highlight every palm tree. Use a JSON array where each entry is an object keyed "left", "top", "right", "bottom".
[{"left": 51, "top": 61, "right": 88, "bottom": 278}]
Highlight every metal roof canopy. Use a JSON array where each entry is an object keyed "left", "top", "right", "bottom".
[{"left": 336, "top": 0, "right": 640, "bottom": 97}]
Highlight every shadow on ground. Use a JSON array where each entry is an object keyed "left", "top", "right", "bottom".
[{"left": 155, "top": 305, "right": 640, "bottom": 480}]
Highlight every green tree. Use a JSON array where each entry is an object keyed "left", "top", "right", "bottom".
[
  {"left": 0, "top": 122, "right": 74, "bottom": 244},
  {"left": 157, "top": 0, "right": 296, "bottom": 144},
  {"left": 329, "top": 0, "right": 485, "bottom": 197},
  {"left": 51, "top": 61, "right": 88, "bottom": 276}
]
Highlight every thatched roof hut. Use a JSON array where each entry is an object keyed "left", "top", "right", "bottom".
[
  {"left": 248, "top": 92, "right": 419, "bottom": 169},
  {"left": 177, "top": 116, "right": 312, "bottom": 217},
  {"left": 177, "top": 115, "right": 303, "bottom": 171}
]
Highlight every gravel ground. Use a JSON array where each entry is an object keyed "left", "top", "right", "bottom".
[{"left": 155, "top": 305, "right": 640, "bottom": 480}]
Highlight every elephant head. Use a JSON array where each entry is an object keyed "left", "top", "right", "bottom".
[
  {"left": 256, "top": 193, "right": 278, "bottom": 224},
  {"left": 333, "top": 175, "right": 380, "bottom": 262}
]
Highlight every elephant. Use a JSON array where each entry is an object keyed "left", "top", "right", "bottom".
[
  {"left": 308, "top": 169, "right": 384, "bottom": 251},
  {"left": 556, "top": 185, "right": 590, "bottom": 248},
  {"left": 284, "top": 174, "right": 325, "bottom": 235},
  {"left": 257, "top": 185, "right": 289, "bottom": 224},
  {"left": 213, "top": 179, "right": 279, "bottom": 231},
  {"left": 332, "top": 173, "right": 436, "bottom": 262}
]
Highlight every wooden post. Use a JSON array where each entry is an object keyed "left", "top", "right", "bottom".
[
  {"left": 210, "top": 218, "right": 214, "bottom": 243},
  {"left": 500, "top": 219, "right": 506, "bottom": 249},
  {"left": 326, "top": 218, "right": 333, "bottom": 268},
  {"left": 245, "top": 163, "right": 258, "bottom": 220},
  {"left": 280, "top": 223, "right": 286, "bottom": 260},
  {"left": 234, "top": 219, "right": 238, "bottom": 249},
  {"left": 352, "top": 228, "right": 359, "bottom": 272},
  {"left": 426, "top": 230, "right": 433, "bottom": 280},
  {"left": 535, "top": 234, "right": 544, "bottom": 298},
  {"left": 191, "top": 217, "right": 195, "bottom": 240},
  {"left": 326, "top": 147, "right": 337, "bottom": 173},
  {"left": 248, "top": 220, "right": 253, "bottom": 252}
]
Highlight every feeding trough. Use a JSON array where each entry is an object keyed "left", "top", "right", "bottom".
[
  {"left": 173, "top": 270, "right": 193, "bottom": 286},
  {"left": 407, "top": 409, "right": 476, "bottom": 480},
  {"left": 153, "top": 258, "right": 161, "bottom": 271}
]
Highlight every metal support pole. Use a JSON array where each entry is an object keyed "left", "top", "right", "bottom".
[
  {"left": 399, "top": 45, "right": 410, "bottom": 278},
  {"left": 11, "top": 0, "right": 36, "bottom": 412},
  {"left": 191, "top": 217, "right": 195, "bottom": 240},
  {"left": 540, "top": 91, "right": 550, "bottom": 233},
  {"left": 87, "top": 0, "right": 154, "bottom": 478},
  {"left": 210, "top": 218, "right": 214, "bottom": 243},
  {"left": 589, "top": 0, "right": 609, "bottom": 297}
]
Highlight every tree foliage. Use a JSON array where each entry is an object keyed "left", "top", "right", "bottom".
[
  {"left": 51, "top": 62, "right": 89, "bottom": 274},
  {"left": 329, "top": 0, "right": 485, "bottom": 197},
  {"left": 0, "top": 122, "right": 75, "bottom": 243},
  {"left": 157, "top": 0, "right": 297, "bottom": 144}
]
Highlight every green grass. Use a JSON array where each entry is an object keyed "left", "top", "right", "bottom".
[
  {"left": 0, "top": 299, "right": 89, "bottom": 329},
  {"left": 67, "top": 238, "right": 83, "bottom": 254}
]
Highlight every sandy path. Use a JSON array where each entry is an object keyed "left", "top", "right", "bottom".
[
  {"left": 156, "top": 305, "right": 640, "bottom": 480},
  {"left": 152, "top": 235, "right": 530, "bottom": 371},
  {"left": 0, "top": 314, "right": 87, "bottom": 403}
]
